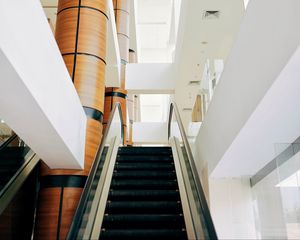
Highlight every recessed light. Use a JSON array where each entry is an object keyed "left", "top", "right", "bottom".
[{"left": 201, "top": 41, "right": 208, "bottom": 45}]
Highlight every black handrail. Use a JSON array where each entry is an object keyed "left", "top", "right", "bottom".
[
  {"left": 0, "top": 133, "right": 17, "bottom": 152},
  {"left": 67, "top": 103, "right": 124, "bottom": 240},
  {"left": 168, "top": 101, "right": 218, "bottom": 240}
]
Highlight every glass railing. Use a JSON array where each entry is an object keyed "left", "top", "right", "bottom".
[
  {"left": 67, "top": 103, "right": 124, "bottom": 240},
  {"left": 251, "top": 142, "right": 300, "bottom": 239},
  {"left": 168, "top": 101, "right": 218, "bottom": 240}
]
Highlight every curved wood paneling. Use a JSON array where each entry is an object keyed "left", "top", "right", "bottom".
[
  {"left": 104, "top": 88, "right": 127, "bottom": 141},
  {"left": 113, "top": 0, "right": 130, "bottom": 63},
  {"left": 36, "top": 1, "right": 108, "bottom": 238},
  {"left": 118, "top": 33, "right": 130, "bottom": 64},
  {"left": 34, "top": 188, "right": 61, "bottom": 240},
  {"left": 34, "top": 178, "right": 85, "bottom": 240},
  {"left": 58, "top": 0, "right": 107, "bottom": 15},
  {"left": 115, "top": 10, "right": 129, "bottom": 37},
  {"left": 113, "top": 0, "right": 130, "bottom": 13}
]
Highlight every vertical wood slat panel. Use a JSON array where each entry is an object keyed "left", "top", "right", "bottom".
[
  {"left": 59, "top": 188, "right": 83, "bottom": 239},
  {"left": 34, "top": 188, "right": 61, "bottom": 240}
]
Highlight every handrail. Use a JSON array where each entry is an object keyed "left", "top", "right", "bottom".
[
  {"left": 168, "top": 101, "right": 218, "bottom": 239},
  {"left": 0, "top": 149, "right": 39, "bottom": 214},
  {"left": 0, "top": 133, "right": 17, "bottom": 152},
  {"left": 67, "top": 103, "right": 124, "bottom": 240}
]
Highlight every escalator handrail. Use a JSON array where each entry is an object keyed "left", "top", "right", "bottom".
[
  {"left": 0, "top": 133, "right": 17, "bottom": 152},
  {"left": 67, "top": 103, "right": 124, "bottom": 240},
  {"left": 0, "top": 149, "right": 39, "bottom": 214},
  {"left": 168, "top": 101, "right": 218, "bottom": 239}
]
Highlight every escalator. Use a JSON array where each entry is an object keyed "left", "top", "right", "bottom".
[
  {"left": 67, "top": 102, "right": 218, "bottom": 240},
  {"left": 100, "top": 146, "right": 187, "bottom": 240},
  {"left": 0, "top": 134, "right": 40, "bottom": 239}
]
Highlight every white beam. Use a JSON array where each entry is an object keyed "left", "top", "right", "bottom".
[
  {"left": 126, "top": 63, "right": 175, "bottom": 93},
  {"left": 0, "top": 0, "right": 86, "bottom": 169}
]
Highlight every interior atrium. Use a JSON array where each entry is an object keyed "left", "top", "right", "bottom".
[{"left": 0, "top": 0, "right": 300, "bottom": 239}]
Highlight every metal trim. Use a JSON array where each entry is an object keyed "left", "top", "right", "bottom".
[
  {"left": 83, "top": 106, "right": 104, "bottom": 123},
  {"left": 0, "top": 151, "right": 39, "bottom": 214},
  {"left": 168, "top": 101, "right": 218, "bottom": 240}
]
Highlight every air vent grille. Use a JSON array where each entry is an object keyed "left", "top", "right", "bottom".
[{"left": 203, "top": 11, "right": 220, "bottom": 19}]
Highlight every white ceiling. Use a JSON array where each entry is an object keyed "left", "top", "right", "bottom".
[
  {"left": 136, "top": 0, "right": 176, "bottom": 62},
  {"left": 173, "top": 0, "right": 245, "bottom": 127}
]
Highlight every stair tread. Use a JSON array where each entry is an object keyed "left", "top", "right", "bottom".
[
  {"left": 117, "top": 155, "right": 172, "bottom": 162},
  {"left": 102, "top": 214, "right": 185, "bottom": 228},
  {"left": 111, "top": 179, "right": 178, "bottom": 190},
  {"left": 100, "top": 229, "right": 187, "bottom": 240},
  {"left": 108, "top": 189, "right": 180, "bottom": 200},
  {"left": 106, "top": 201, "right": 182, "bottom": 214},
  {"left": 113, "top": 171, "right": 176, "bottom": 179},
  {"left": 99, "top": 147, "right": 187, "bottom": 240}
]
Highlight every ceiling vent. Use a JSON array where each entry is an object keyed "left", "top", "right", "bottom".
[
  {"left": 182, "top": 108, "right": 193, "bottom": 111},
  {"left": 203, "top": 11, "right": 220, "bottom": 19},
  {"left": 188, "top": 81, "right": 201, "bottom": 85}
]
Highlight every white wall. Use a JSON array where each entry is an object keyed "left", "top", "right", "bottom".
[
  {"left": 210, "top": 177, "right": 257, "bottom": 239},
  {"left": 252, "top": 171, "right": 288, "bottom": 239},
  {"left": 126, "top": 63, "right": 175, "bottom": 93},
  {"left": 0, "top": 0, "right": 86, "bottom": 169},
  {"left": 194, "top": 0, "right": 300, "bottom": 175},
  {"left": 132, "top": 122, "right": 168, "bottom": 144}
]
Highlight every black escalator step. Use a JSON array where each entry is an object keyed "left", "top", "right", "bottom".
[
  {"left": 118, "top": 147, "right": 171, "bottom": 156},
  {"left": 105, "top": 201, "right": 182, "bottom": 214},
  {"left": 0, "top": 147, "right": 29, "bottom": 158},
  {"left": 102, "top": 214, "right": 185, "bottom": 229},
  {"left": 113, "top": 171, "right": 176, "bottom": 179},
  {"left": 0, "top": 158, "right": 25, "bottom": 167},
  {"left": 110, "top": 179, "right": 178, "bottom": 190},
  {"left": 115, "top": 162, "right": 174, "bottom": 171},
  {"left": 117, "top": 155, "right": 172, "bottom": 162},
  {"left": 108, "top": 190, "right": 180, "bottom": 201},
  {"left": 100, "top": 229, "right": 187, "bottom": 240}
]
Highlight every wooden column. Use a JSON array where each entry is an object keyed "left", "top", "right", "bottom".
[
  {"left": 34, "top": 1, "right": 108, "bottom": 239},
  {"left": 104, "top": 0, "right": 130, "bottom": 144},
  {"left": 127, "top": 49, "right": 137, "bottom": 145}
]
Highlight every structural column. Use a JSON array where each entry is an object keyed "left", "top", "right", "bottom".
[
  {"left": 34, "top": 1, "right": 108, "bottom": 239},
  {"left": 104, "top": 0, "right": 130, "bottom": 143},
  {"left": 127, "top": 49, "right": 137, "bottom": 145}
]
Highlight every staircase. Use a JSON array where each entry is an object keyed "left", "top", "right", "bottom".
[{"left": 100, "top": 146, "right": 188, "bottom": 240}]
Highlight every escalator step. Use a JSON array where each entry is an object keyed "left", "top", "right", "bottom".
[
  {"left": 113, "top": 170, "right": 176, "bottom": 179},
  {"left": 108, "top": 189, "right": 181, "bottom": 201},
  {"left": 0, "top": 147, "right": 29, "bottom": 158},
  {"left": 115, "top": 162, "right": 174, "bottom": 171},
  {"left": 102, "top": 214, "right": 185, "bottom": 229},
  {"left": 117, "top": 155, "right": 172, "bottom": 162},
  {"left": 105, "top": 201, "right": 182, "bottom": 214},
  {"left": 118, "top": 147, "right": 172, "bottom": 156},
  {"left": 110, "top": 179, "right": 178, "bottom": 190},
  {"left": 100, "top": 229, "right": 187, "bottom": 240}
]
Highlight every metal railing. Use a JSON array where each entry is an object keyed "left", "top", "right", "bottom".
[
  {"left": 67, "top": 103, "right": 124, "bottom": 240},
  {"left": 0, "top": 133, "right": 17, "bottom": 152},
  {"left": 168, "top": 101, "right": 218, "bottom": 240}
]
